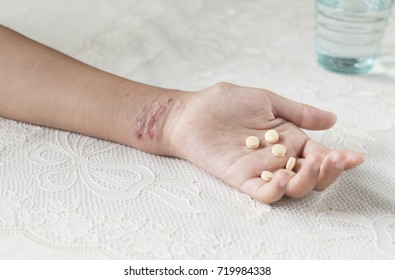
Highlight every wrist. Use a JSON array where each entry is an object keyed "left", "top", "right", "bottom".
[{"left": 118, "top": 83, "right": 190, "bottom": 156}]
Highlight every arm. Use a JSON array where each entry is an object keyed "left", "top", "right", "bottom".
[
  {"left": 0, "top": 25, "right": 364, "bottom": 204},
  {"left": 0, "top": 24, "right": 183, "bottom": 155}
]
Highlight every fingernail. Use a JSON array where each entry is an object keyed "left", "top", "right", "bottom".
[
  {"left": 355, "top": 152, "right": 366, "bottom": 163},
  {"left": 348, "top": 151, "right": 366, "bottom": 161}
]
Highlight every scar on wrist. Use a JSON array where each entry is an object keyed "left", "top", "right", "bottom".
[{"left": 135, "top": 97, "right": 172, "bottom": 140}]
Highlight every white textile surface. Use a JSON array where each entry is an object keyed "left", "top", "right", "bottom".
[{"left": 1, "top": 0, "right": 395, "bottom": 259}]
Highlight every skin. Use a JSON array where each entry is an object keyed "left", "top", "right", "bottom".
[{"left": 0, "top": 25, "right": 364, "bottom": 204}]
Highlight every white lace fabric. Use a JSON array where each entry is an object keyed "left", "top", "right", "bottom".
[{"left": 1, "top": 0, "right": 395, "bottom": 259}]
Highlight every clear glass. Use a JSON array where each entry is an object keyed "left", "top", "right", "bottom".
[{"left": 316, "top": 0, "right": 393, "bottom": 74}]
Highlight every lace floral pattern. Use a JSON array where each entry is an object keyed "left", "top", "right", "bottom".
[
  {"left": 27, "top": 131, "right": 199, "bottom": 212},
  {"left": 1, "top": 0, "right": 395, "bottom": 259}
]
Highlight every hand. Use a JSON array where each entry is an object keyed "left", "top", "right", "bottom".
[
  {"left": 167, "top": 83, "right": 364, "bottom": 204},
  {"left": 0, "top": 24, "right": 363, "bottom": 204}
]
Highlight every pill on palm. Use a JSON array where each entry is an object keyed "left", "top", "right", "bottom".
[
  {"left": 245, "top": 136, "right": 260, "bottom": 149},
  {"left": 286, "top": 156, "right": 296, "bottom": 170},
  {"left": 264, "top": 129, "right": 279, "bottom": 143},
  {"left": 261, "top": 170, "right": 274, "bottom": 182},
  {"left": 272, "top": 144, "right": 286, "bottom": 157}
]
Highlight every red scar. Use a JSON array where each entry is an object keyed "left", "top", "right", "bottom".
[{"left": 135, "top": 97, "right": 172, "bottom": 140}]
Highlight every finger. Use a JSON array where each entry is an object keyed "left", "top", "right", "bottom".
[
  {"left": 344, "top": 150, "right": 365, "bottom": 170},
  {"left": 238, "top": 170, "right": 291, "bottom": 204},
  {"left": 315, "top": 150, "right": 346, "bottom": 191},
  {"left": 285, "top": 153, "right": 323, "bottom": 199},
  {"left": 302, "top": 139, "right": 365, "bottom": 170},
  {"left": 301, "top": 138, "right": 329, "bottom": 157},
  {"left": 267, "top": 91, "right": 337, "bottom": 130},
  {"left": 302, "top": 145, "right": 364, "bottom": 170},
  {"left": 228, "top": 142, "right": 288, "bottom": 186},
  {"left": 226, "top": 154, "right": 276, "bottom": 187}
]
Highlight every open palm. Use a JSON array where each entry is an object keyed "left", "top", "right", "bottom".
[{"left": 170, "top": 83, "right": 364, "bottom": 204}]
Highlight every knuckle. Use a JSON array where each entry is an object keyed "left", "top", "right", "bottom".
[{"left": 210, "top": 82, "right": 234, "bottom": 93}]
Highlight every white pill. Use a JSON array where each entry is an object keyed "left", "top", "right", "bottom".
[
  {"left": 286, "top": 156, "right": 296, "bottom": 171},
  {"left": 264, "top": 129, "right": 279, "bottom": 144},
  {"left": 272, "top": 144, "right": 286, "bottom": 157},
  {"left": 261, "top": 170, "right": 274, "bottom": 182},
  {"left": 245, "top": 136, "right": 260, "bottom": 149}
]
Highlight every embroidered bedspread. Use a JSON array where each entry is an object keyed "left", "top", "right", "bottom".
[{"left": 1, "top": 0, "right": 395, "bottom": 259}]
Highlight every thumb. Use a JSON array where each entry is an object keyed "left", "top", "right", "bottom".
[{"left": 268, "top": 92, "right": 337, "bottom": 130}]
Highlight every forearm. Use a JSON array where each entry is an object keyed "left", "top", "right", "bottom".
[
  {"left": 0, "top": 25, "right": 184, "bottom": 154},
  {"left": 0, "top": 25, "right": 365, "bottom": 204}
]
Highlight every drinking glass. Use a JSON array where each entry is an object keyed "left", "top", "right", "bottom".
[{"left": 316, "top": 0, "right": 393, "bottom": 74}]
